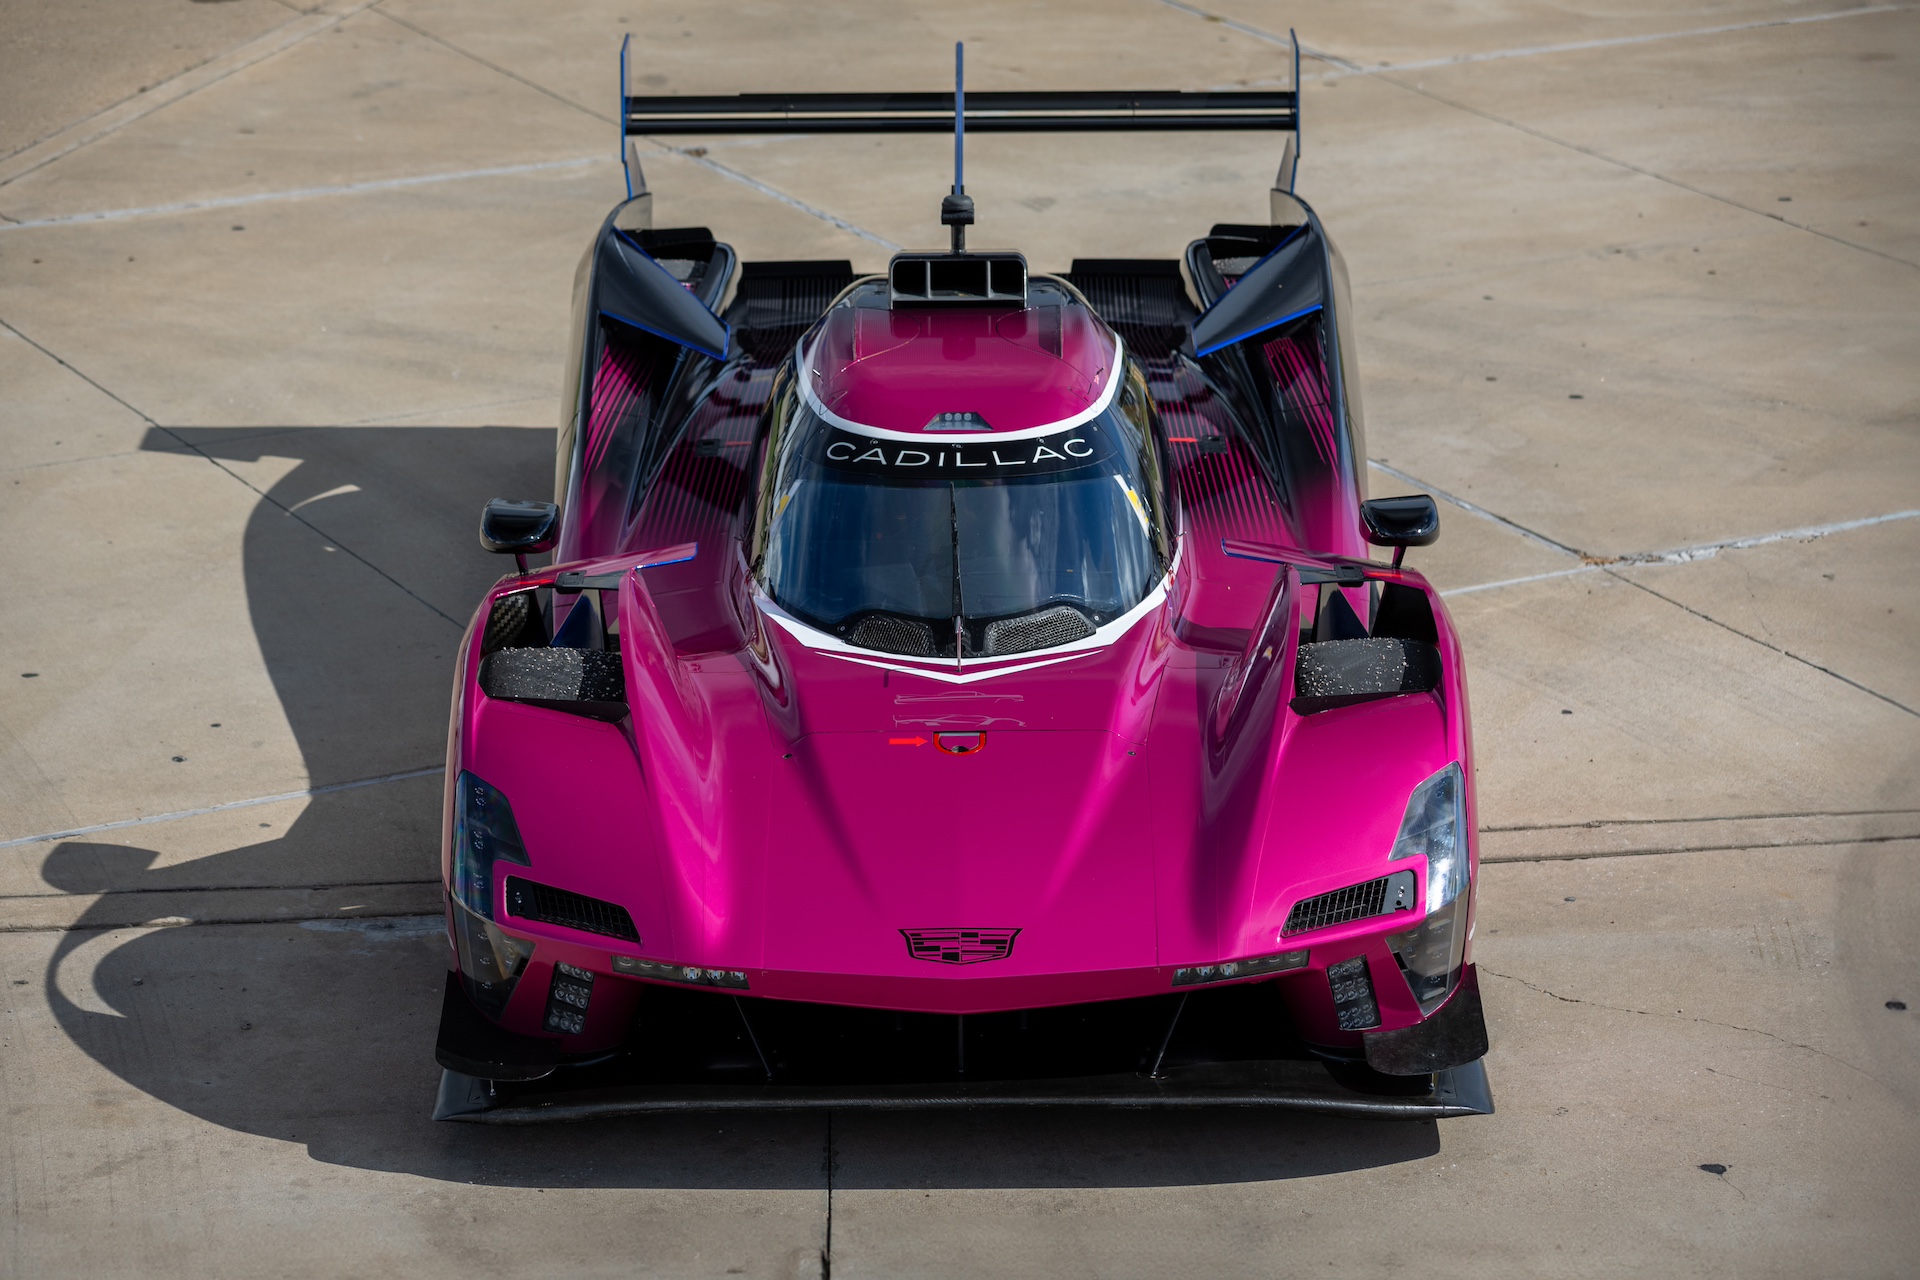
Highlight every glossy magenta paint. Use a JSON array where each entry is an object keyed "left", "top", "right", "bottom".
[
  {"left": 450, "top": 282, "right": 1476, "bottom": 1043},
  {"left": 804, "top": 300, "right": 1118, "bottom": 435}
]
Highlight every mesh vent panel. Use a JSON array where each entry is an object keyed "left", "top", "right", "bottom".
[
  {"left": 981, "top": 606, "right": 1094, "bottom": 655},
  {"left": 1292, "top": 637, "right": 1442, "bottom": 714},
  {"left": 848, "top": 615, "right": 937, "bottom": 656},
  {"left": 727, "top": 260, "right": 856, "bottom": 362},
  {"left": 504, "top": 876, "right": 641, "bottom": 942},
  {"left": 479, "top": 648, "right": 626, "bottom": 704},
  {"left": 1284, "top": 876, "right": 1391, "bottom": 936}
]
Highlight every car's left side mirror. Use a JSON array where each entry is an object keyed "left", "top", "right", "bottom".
[
  {"left": 480, "top": 498, "right": 559, "bottom": 573},
  {"left": 1361, "top": 495, "right": 1440, "bottom": 567}
]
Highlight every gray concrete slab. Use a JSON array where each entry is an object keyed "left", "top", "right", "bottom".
[
  {"left": 1, "top": 0, "right": 1916, "bottom": 1275},
  {"left": 1456, "top": 567, "right": 1920, "bottom": 826},
  {"left": 0, "top": 0, "right": 291, "bottom": 160}
]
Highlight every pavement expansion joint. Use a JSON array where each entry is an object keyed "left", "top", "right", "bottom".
[
  {"left": 1157, "top": 0, "right": 1920, "bottom": 269},
  {"left": 0, "top": 0, "right": 385, "bottom": 188},
  {"left": 1487, "top": 807, "right": 1920, "bottom": 832},
  {"left": 1355, "top": 73, "right": 1918, "bottom": 270},
  {"left": 0, "top": 764, "right": 444, "bottom": 850},
  {"left": 0, "top": 158, "right": 611, "bottom": 234},
  {"left": 1482, "top": 831, "right": 1920, "bottom": 864},
  {"left": 0, "top": 879, "right": 438, "bottom": 903},
  {"left": 2, "top": 908, "right": 440, "bottom": 935},
  {"left": 1314, "top": 5, "right": 1913, "bottom": 79}
]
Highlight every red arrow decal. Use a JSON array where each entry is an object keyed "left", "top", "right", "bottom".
[{"left": 888, "top": 736, "right": 928, "bottom": 747}]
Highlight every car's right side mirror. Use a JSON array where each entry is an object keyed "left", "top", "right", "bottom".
[
  {"left": 1360, "top": 495, "right": 1440, "bottom": 567},
  {"left": 479, "top": 498, "right": 559, "bottom": 573}
]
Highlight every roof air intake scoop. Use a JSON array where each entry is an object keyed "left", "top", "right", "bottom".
[
  {"left": 889, "top": 44, "right": 1028, "bottom": 307},
  {"left": 940, "top": 42, "right": 974, "bottom": 253}
]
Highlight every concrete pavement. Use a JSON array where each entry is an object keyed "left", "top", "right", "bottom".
[{"left": 2, "top": 1, "right": 1916, "bottom": 1275}]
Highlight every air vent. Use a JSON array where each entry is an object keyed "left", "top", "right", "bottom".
[
  {"left": 1283, "top": 870, "right": 1416, "bottom": 936},
  {"left": 848, "top": 614, "right": 937, "bottom": 656},
  {"left": 981, "top": 605, "right": 1094, "bottom": 655},
  {"left": 478, "top": 648, "right": 627, "bottom": 721},
  {"left": 1292, "top": 637, "right": 1442, "bottom": 715},
  {"left": 504, "top": 876, "right": 641, "bottom": 943},
  {"left": 890, "top": 253, "right": 1027, "bottom": 305}
]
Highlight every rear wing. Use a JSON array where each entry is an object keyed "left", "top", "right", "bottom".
[{"left": 616, "top": 33, "right": 1302, "bottom": 223}]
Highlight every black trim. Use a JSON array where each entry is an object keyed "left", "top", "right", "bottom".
[
  {"left": 624, "top": 91, "right": 1297, "bottom": 136},
  {"left": 504, "top": 876, "right": 642, "bottom": 943},
  {"left": 1364, "top": 964, "right": 1491, "bottom": 1076},
  {"left": 434, "top": 971, "right": 558, "bottom": 1081},
  {"left": 434, "top": 1058, "right": 1494, "bottom": 1120}
]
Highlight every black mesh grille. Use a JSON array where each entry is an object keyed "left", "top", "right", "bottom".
[
  {"left": 1284, "top": 876, "right": 1391, "bottom": 936},
  {"left": 1062, "top": 259, "right": 1195, "bottom": 359},
  {"left": 505, "top": 876, "right": 641, "bottom": 942},
  {"left": 848, "top": 614, "right": 937, "bottom": 656},
  {"left": 981, "top": 605, "right": 1095, "bottom": 655},
  {"left": 727, "top": 260, "right": 856, "bottom": 362},
  {"left": 479, "top": 647, "right": 626, "bottom": 704},
  {"left": 1292, "top": 637, "right": 1442, "bottom": 715}
]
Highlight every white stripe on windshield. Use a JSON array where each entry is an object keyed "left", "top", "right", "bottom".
[{"left": 795, "top": 333, "right": 1126, "bottom": 444}]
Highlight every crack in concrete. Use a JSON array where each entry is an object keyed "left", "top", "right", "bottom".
[
  {"left": 368, "top": 7, "right": 901, "bottom": 250},
  {"left": 1479, "top": 966, "right": 1890, "bottom": 1088},
  {"left": 371, "top": 8, "right": 612, "bottom": 125},
  {"left": 1604, "top": 569, "right": 1919, "bottom": 718}
]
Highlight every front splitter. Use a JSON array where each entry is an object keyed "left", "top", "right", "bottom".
[{"left": 433, "top": 1057, "right": 1493, "bottom": 1122}]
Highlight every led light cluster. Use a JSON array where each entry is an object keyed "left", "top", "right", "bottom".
[
  {"left": 544, "top": 961, "right": 594, "bottom": 1036},
  {"left": 1328, "top": 955, "right": 1381, "bottom": 1030},
  {"left": 612, "top": 954, "right": 749, "bottom": 989},
  {"left": 1173, "top": 948, "right": 1309, "bottom": 988}
]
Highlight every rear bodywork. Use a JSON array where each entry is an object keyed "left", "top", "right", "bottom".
[{"left": 435, "top": 47, "right": 1491, "bottom": 1121}]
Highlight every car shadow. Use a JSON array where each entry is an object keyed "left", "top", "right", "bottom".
[{"left": 35, "top": 424, "right": 1442, "bottom": 1189}]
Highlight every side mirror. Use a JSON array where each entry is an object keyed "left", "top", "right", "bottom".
[
  {"left": 1360, "top": 495, "right": 1440, "bottom": 567},
  {"left": 479, "top": 498, "right": 558, "bottom": 573}
]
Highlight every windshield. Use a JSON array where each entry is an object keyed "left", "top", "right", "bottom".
[{"left": 752, "top": 363, "right": 1170, "bottom": 659}]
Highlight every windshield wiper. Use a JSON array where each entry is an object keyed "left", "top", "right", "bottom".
[{"left": 949, "top": 483, "right": 964, "bottom": 672}]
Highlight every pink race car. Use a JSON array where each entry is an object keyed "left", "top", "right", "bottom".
[{"left": 433, "top": 42, "right": 1491, "bottom": 1121}]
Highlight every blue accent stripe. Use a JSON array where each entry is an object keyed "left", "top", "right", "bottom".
[
  {"left": 600, "top": 308, "right": 731, "bottom": 362},
  {"left": 637, "top": 545, "right": 698, "bottom": 569},
  {"left": 1192, "top": 302, "right": 1322, "bottom": 358},
  {"left": 619, "top": 35, "right": 633, "bottom": 199}
]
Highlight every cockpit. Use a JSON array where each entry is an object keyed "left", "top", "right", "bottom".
[{"left": 750, "top": 288, "right": 1171, "bottom": 659}]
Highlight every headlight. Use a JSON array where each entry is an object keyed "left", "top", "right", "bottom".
[
  {"left": 1386, "top": 762, "right": 1471, "bottom": 1015},
  {"left": 452, "top": 771, "right": 531, "bottom": 919},
  {"left": 448, "top": 771, "right": 535, "bottom": 1016}
]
